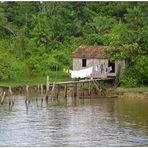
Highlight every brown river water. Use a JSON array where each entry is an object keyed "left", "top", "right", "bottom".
[{"left": 0, "top": 95, "right": 148, "bottom": 146}]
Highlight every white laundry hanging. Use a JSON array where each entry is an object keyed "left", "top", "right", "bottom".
[{"left": 70, "top": 67, "right": 93, "bottom": 78}]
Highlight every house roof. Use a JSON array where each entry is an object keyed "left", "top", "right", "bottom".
[{"left": 71, "top": 45, "right": 109, "bottom": 59}]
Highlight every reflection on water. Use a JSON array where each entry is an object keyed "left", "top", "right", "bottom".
[{"left": 0, "top": 95, "right": 148, "bottom": 146}]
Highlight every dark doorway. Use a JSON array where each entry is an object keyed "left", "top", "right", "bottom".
[
  {"left": 82, "top": 59, "right": 87, "bottom": 67},
  {"left": 108, "top": 60, "right": 115, "bottom": 73}
]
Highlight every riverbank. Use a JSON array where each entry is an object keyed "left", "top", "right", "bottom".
[
  {"left": 116, "top": 87, "right": 148, "bottom": 99},
  {"left": 0, "top": 77, "right": 147, "bottom": 99},
  {"left": 116, "top": 87, "right": 148, "bottom": 93}
]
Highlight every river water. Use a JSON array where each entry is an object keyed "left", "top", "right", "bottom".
[{"left": 0, "top": 95, "right": 148, "bottom": 147}]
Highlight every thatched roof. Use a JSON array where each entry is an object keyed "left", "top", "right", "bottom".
[{"left": 71, "top": 45, "right": 108, "bottom": 59}]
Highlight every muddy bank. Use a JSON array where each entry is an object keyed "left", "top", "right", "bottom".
[
  {"left": 115, "top": 88, "right": 148, "bottom": 99},
  {"left": 0, "top": 85, "right": 148, "bottom": 99},
  {"left": 0, "top": 85, "right": 41, "bottom": 95},
  {"left": 117, "top": 91, "right": 148, "bottom": 99},
  {"left": 0, "top": 85, "right": 116, "bottom": 96}
]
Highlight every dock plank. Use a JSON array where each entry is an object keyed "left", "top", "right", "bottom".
[{"left": 49, "top": 78, "right": 114, "bottom": 85}]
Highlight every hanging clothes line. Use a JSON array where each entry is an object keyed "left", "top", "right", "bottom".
[
  {"left": 95, "top": 65, "right": 112, "bottom": 73},
  {"left": 70, "top": 67, "right": 93, "bottom": 78},
  {"left": 70, "top": 65, "right": 112, "bottom": 79}
]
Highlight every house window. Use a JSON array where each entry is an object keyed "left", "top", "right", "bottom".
[
  {"left": 82, "top": 59, "right": 87, "bottom": 67},
  {"left": 108, "top": 60, "right": 115, "bottom": 73}
]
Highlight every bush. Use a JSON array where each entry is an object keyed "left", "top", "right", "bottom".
[
  {"left": 120, "top": 65, "right": 139, "bottom": 87},
  {"left": 0, "top": 52, "right": 22, "bottom": 80},
  {"left": 135, "top": 55, "right": 148, "bottom": 85},
  {"left": 120, "top": 55, "right": 148, "bottom": 87},
  {"left": 121, "top": 76, "right": 139, "bottom": 87}
]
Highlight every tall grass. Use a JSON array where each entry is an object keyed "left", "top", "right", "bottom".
[{"left": 0, "top": 71, "right": 71, "bottom": 87}]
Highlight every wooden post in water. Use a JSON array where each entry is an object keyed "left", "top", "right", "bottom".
[
  {"left": 51, "top": 82, "right": 56, "bottom": 100},
  {"left": 81, "top": 82, "right": 84, "bottom": 97},
  {"left": 41, "top": 84, "right": 43, "bottom": 96},
  {"left": 89, "top": 80, "right": 91, "bottom": 95},
  {"left": 25, "top": 85, "right": 30, "bottom": 105},
  {"left": 79, "top": 82, "right": 84, "bottom": 97},
  {"left": 89, "top": 80, "right": 93, "bottom": 97},
  {"left": 46, "top": 76, "right": 49, "bottom": 94},
  {"left": 45, "top": 95, "right": 48, "bottom": 105},
  {"left": 73, "top": 78, "right": 77, "bottom": 97},
  {"left": 80, "top": 83, "right": 82, "bottom": 97},
  {"left": 26, "top": 85, "right": 29, "bottom": 97},
  {"left": 36, "top": 85, "right": 39, "bottom": 108},
  {"left": 55, "top": 84, "right": 60, "bottom": 100},
  {"left": 45, "top": 76, "right": 49, "bottom": 103},
  {"left": 64, "top": 84, "right": 67, "bottom": 106},
  {"left": 36, "top": 84, "right": 40, "bottom": 102},
  {"left": 37, "top": 84, "right": 40, "bottom": 93},
  {"left": 0, "top": 91, "right": 6, "bottom": 105},
  {"left": 64, "top": 84, "right": 67, "bottom": 98},
  {"left": 40, "top": 84, "right": 43, "bottom": 105},
  {"left": 8, "top": 86, "right": 14, "bottom": 106}
]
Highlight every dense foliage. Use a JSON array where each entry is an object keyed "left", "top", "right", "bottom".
[{"left": 0, "top": 2, "right": 147, "bottom": 87}]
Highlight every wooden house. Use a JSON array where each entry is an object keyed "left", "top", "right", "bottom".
[{"left": 71, "top": 45, "right": 125, "bottom": 78}]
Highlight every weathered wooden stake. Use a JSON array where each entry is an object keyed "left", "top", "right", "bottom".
[
  {"left": 25, "top": 85, "right": 30, "bottom": 105},
  {"left": 41, "top": 84, "right": 43, "bottom": 96},
  {"left": 40, "top": 83, "right": 43, "bottom": 104},
  {"left": 45, "top": 95, "right": 48, "bottom": 105},
  {"left": 45, "top": 76, "right": 49, "bottom": 103},
  {"left": 73, "top": 79, "right": 77, "bottom": 97},
  {"left": 37, "top": 84, "right": 40, "bottom": 92},
  {"left": 64, "top": 84, "right": 67, "bottom": 98},
  {"left": 25, "top": 102, "right": 29, "bottom": 112},
  {"left": 36, "top": 98, "right": 39, "bottom": 108},
  {"left": 26, "top": 85, "right": 29, "bottom": 98},
  {"left": 80, "top": 83, "right": 82, "bottom": 96},
  {"left": 41, "top": 98, "right": 43, "bottom": 107},
  {"left": 73, "top": 96, "right": 77, "bottom": 107},
  {"left": 81, "top": 82, "right": 84, "bottom": 97},
  {"left": 64, "top": 97, "right": 67, "bottom": 107},
  {"left": 46, "top": 76, "right": 49, "bottom": 93},
  {"left": 89, "top": 80, "right": 91, "bottom": 95},
  {"left": 55, "top": 85, "right": 60, "bottom": 100},
  {"left": 90, "top": 81, "right": 93, "bottom": 97},
  {"left": 26, "top": 85, "right": 29, "bottom": 93},
  {"left": 0, "top": 91, "right": 6, "bottom": 105},
  {"left": 9, "top": 86, "right": 14, "bottom": 106},
  {"left": 51, "top": 82, "right": 56, "bottom": 100},
  {"left": 36, "top": 84, "right": 39, "bottom": 102}
]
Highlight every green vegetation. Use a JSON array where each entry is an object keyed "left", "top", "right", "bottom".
[
  {"left": 0, "top": 2, "right": 147, "bottom": 87},
  {"left": 0, "top": 72, "right": 70, "bottom": 87}
]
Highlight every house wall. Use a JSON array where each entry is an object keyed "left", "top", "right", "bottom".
[
  {"left": 73, "top": 58, "right": 125, "bottom": 78},
  {"left": 73, "top": 58, "right": 93, "bottom": 70}
]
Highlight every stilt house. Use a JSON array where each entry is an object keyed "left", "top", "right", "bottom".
[{"left": 71, "top": 45, "right": 125, "bottom": 78}]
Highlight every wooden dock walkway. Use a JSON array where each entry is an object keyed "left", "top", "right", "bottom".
[
  {"left": 46, "top": 77, "right": 115, "bottom": 99},
  {"left": 0, "top": 77, "right": 115, "bottom": 107},
  {"left": 49, "top": 78, "right": 114, "bottom": 85}
]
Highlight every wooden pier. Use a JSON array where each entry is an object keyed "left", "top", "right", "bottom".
[
  {"left": 0, "top": 76, "right": 115, "bottom": 107},
  {"left": 47, "top": 77, "right": 115, "bottom": 98},
  {"left": 49, "top": 78, "right": 114, "bottom": 85}
]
